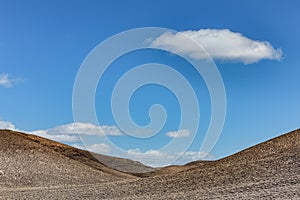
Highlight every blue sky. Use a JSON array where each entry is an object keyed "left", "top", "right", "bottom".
[{"left": 0, "top": 0, "right": 299, "bottom": 167}]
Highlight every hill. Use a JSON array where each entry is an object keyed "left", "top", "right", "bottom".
[
  {"left": 0, "top": 128, "right": 299, "bottom": 199},
  {"left": 0, "top": 129, "right": 136, "bottom": 188},
  {"left": 25, "top": 133, "right": 153, "bottom": 173}
]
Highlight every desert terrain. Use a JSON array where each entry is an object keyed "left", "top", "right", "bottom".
[{"left": 0, "top": 129, "right": 299, "bottom": 199}]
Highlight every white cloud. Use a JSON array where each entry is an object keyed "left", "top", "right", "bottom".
[
  {"left": 0, "top": 120, "right": 122, "bottom": 143},
  {"left": 47, "top": 122, "right": 123, "bottom": 136},
  {"left": 166, "top": 129, "right": 190, "bottom": 138},
  {"left": 71, "top": 143, "right": 112, "bottom": 154},
  {"left": 0, "top": 120, "right": 16, "bottom": 130},
  {"left": 29, "top": 122, "right": 122, "bottom": 143},
  {"left": 151, "top": 29, "right": 282, "bottom": 64},
  {"left": 125, "top": 148, "right": 214, "bottom": 167},
  {"left": 29, "top": 130, "right": 80, "bottom": 143},
  {"left": 87, "top": 143, "right": 112, "bottom": 154},
  {"left": 0, "top": 73, "right": 20, "bottom": 88}
]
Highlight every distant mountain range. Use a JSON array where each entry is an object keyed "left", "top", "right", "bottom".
[{"left": 0, "top": 128, "right": 299, "bottom": 199}]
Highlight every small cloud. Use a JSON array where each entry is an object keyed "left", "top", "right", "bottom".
[
  {"left": 30, "top": 130, "right": 80, "bottom": 143},
  {"left": 166, "top": 129, "right": 190, "bottom": 138},
  {"left": 87, "top": 143, "right": 112, "bottom": 154},
  {"left": 47, "top": 122, "right": 123, "bottom": 136},
  {"left": 0, "top": 120, "right": 122, "bottom": 143},
  {"left": 71, "top": 143, "right": 112, "bottom": 154},
  {"left": 0, "top": 120, "right": 16, "bottom": 130},
  {"left": 125, "top": 148, "right": 214, "bottom": 167},
  {"left": 151, "top": 29, "right": 282, "bottom": 64},
  {"left": 0, "top": 120, "right": 80, "bottom": 143},
  {"left": 0, "top": 73, "right": 21, "bottom": 88},
  {"left": 29, "top": 122, "right": 123, "bottom": 143}
]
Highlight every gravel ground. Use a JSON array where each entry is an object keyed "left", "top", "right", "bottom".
[{"left": 0, "top": 129, "right": 299, "bottom": 199}]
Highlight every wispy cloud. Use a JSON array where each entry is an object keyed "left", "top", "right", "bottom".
[
  {"left": 29, "top": 130, "right": 80, "bottom": 143},
  {"left": 46, "top": 122, "right": 123, "bottom": 136},
  {"left": 87, "top": 143, "right": 112, "bottom": 154},
  {"left": 151, "top": 29, "right": 282, "bottom": 64},
  {"left": 166, "top": 129, "right": 190, "bottom": 138},
  {"left": 0, "top": 73, "right": 21, "bottom": 88},
  {"left": 30, "top": 122, "right": 123, "bottom": 143},
  {"left": 0, "top": 120, "right": 122, "bottom": 143},
  {"left": 0, "top": 120, "right": 16, "bottom": 130},
  {"left": 125, "top": 148, "right": 214, "bottom": 167}
]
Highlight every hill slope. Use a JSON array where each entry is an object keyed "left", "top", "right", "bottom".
[
  {"left": 25, "top": 133, "right": 153, "bottom": 173},
  {"left": 0, "top": 128, "right": 299, "bottom": 199},
  {"left": 0, "top": 129, "right": 135, "bottom": 188},
  {"left": 121, "top": 128, "right": 300, "bottom": 199}
]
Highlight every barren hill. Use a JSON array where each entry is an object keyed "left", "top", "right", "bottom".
[
  {"left": 25, "top": 133, "right": 153, "bottom": 173},
  {"left": 0, "top": 128, "right": 299, "bottom": 199},
  {"left": 0, "top": 129, "right": 136, "bottom": 188}
]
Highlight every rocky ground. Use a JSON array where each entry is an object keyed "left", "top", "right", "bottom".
[{"left": 0, "top": 129, "right": 299, "bottom": 199}]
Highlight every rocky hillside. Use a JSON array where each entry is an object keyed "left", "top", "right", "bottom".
[
  {"left": 0, "top": 128, "right": 299, "bottom": 199},
  {"left": 0, "top": 129, "right": 135, "bottom": 188}
]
